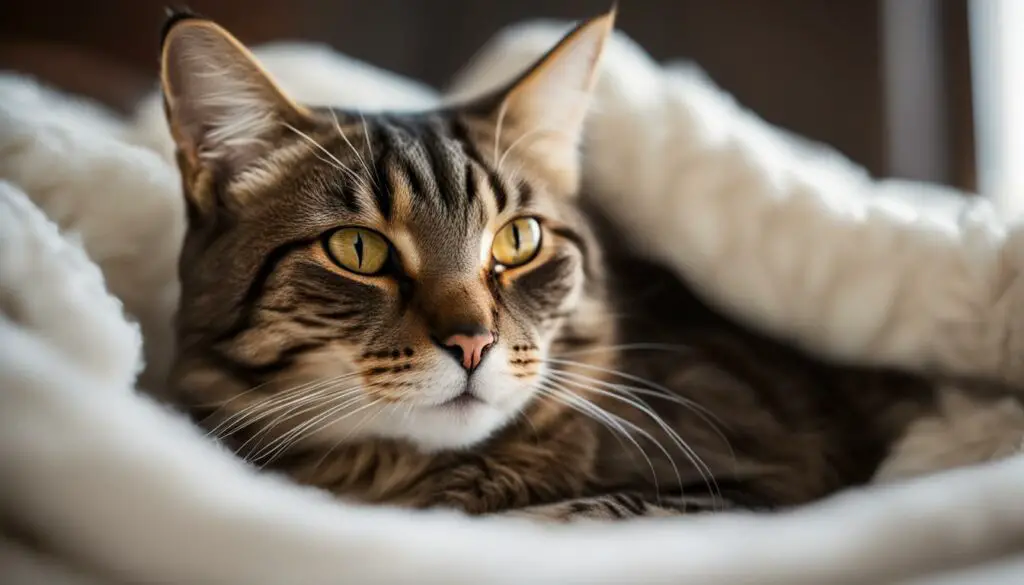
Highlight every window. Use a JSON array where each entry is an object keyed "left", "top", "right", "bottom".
[{"left": 970, "top": 0, "right": 1024, "bottom": 215}]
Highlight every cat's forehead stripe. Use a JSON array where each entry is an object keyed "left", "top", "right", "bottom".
[
  {"left": 384, "top": 116, "right": 469, "bottom": 214},
  {"left": 364, "top": 123, "right": 393, "bottom": 221},
  {"left": 449, "top": 117, "right": 510, "bottom": 214},
  {"left": 420, "top": 121, "right": 463, "bottom": 211}
]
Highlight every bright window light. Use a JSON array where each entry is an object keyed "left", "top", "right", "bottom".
[{"left": 970, "top": 0, "right": 1024, "bottom": 217}]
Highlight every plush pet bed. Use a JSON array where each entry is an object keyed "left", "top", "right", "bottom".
[{"left": 2, "top": 20, "right": 1023, "bottom": 585}]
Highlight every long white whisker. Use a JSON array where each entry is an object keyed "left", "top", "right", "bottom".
[
  {"left": 241, "top": 378, "right": 375, "bottom": 454},
  {"left": 513, "top": 407, "right": 542, "bottom": 444},
  {"left": 492, "top": 101, "right": 510, "bottom": 170},
  {"left": 551, "top": 380, "right": 687, "bottom": 496},
  {"left": 283, "top": 123, "right": 368, "bottom": 190},
  {"left": 194, "top": 374, "right": 290, "bottom": 410},
  {"left": 205, "top": 382, "right": 314, "bottom": 438},
  {"left": 548, "top": 371, "right": 722, "bottom": 507},
  {"left": 339, "top": 397, "right": 389, "bottom": 442},
  {"left": 215, "top": 384, "right": 334, "bottom": 442},
  {"left": 330, "top": 108, "right": 376, "bottom": 188},
  {"left": 550, "top": 366, "right": 736, "bottom": 466},
  {"left": 496, "top": 126, "right": 572, "bottom": 175},
  {"left": 208, "top": 373, "right": 359, "bottom": 439},
  {"left": 239, "top": 385, "right": 367, "bottom": 454},
  {"left": 239, "top": 389, "right": 365, "bottom": 461},
  {"left": 398, "top": 395, "right": 415, "bottom": 427},
  {"left": 311, "top": 393, "right": 402, "bottom": 471},
  {"left": 200, "top": 371, "right": 354, "bottom": 426},
  {"left": 557, "top": 382, "right": 721, "bottom": 511},
  {"left": 536, "top": 381, "right": 669, "bottom": 499},
  {"left": 546, "top": 357, "right": 731, "bottom": 433},
  {"left": 248, "top": 387, "right": 373, "bottom": 464},
  {"left": 553, "top": 342, "right": 692, "bottom": 358},
  {"left": 261, "top": 396, "right": 384, "bottom": 468},
  {"left": 210, "top": 372, "right": 361, "bottom": 437},
  {"left": 359, "top": 112, "right": 376, "bottom": 179}
]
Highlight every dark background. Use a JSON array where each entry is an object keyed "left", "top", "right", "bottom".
[{"left": 0, "top": 0, "right": 976, "bottom": 191}]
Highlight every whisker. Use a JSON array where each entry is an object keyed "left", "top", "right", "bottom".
[
  {"left": 208, "top": 373, "right": 360, "bottom": 438},
  {"left": 261, "top": 395, "right": 385, "bottom": 468},
  {"left": 248, "top": 387, "right": 373, "bottom": 464},
  {"left": 553, "top": 342, "right": 693, "bottom": 358},
  {"left": 548, "top": 371, "right": 723, "bottom": 508},
  {"left": 213, "top": 385, "right": 333, "bottom": 442},
  {"left": 237, "top": 385, "right": 367, "bottom": 454},
  {"left": 339, "top": 396, "right": 389, "bottom": 441},
  {"left": 283, "top": 123, "right": 369, "bottom": 191},
  {"left": 359, "top": 112, "right": 378, "bottom": 187},
  {"left": 546, "top": 357, "right": 731, "bottom": 433},
  {"left": 513, "top": 408, "right": 542, "bottom": 445},
  {"left": 535, "top": 381, "right": 671, "bottom": 499},
  {"left": 207, "top": 374, "right": 359, "bottom": 439},
  {"left": 239, "top": 394, "right": 362, "bottom": 462},
  {"left": 203, "top": 382, "right": 309, "bottom": 436},
  {"left": 250, "top": 403, "right": 351, "bottom": 466},
  {"left": 549, "top": 365, "right": 736, "bottom": 465},
  {"left": 198, "top": 370, "right": 357, "bottom": 422},
  {"left": 310, "top": 392, "right": 404, "bottom": 471},
  {"left": 492, "top": 101, "right": 510, "bottom": 170},
  {"left": 330, "top": 108, "right": 376, "bottom": 188},
  {"left": 398, "top": 396, "right": 415, "bottom": 427},
  {"left": 496, "top": 126, "right": 573, "bottom": 175}
]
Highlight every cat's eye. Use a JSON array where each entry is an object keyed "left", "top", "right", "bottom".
[
  {"left": 325, "top": 227, "right": 391, "bottom": 275},
  {"left": 492, "top": 217, "right": 542, "bottom": 268}
]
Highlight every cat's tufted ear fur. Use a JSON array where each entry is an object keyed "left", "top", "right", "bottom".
[
  {"left": 478, "top": 11, "right": 615, "bottom": 196},
  {"left": 160, "top": 13, "right": 313, "bottom": 213}
]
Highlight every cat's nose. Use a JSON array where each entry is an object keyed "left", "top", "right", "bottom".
[{"left": 439, "top": 328, "right": 495, "bottom": 372}]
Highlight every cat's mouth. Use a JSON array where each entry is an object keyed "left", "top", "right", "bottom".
[{"left": 434, "top": 391, "right": 482, "bottom": 411}]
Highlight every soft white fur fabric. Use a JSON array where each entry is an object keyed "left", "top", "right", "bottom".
[
  {"left": 1, "top": 22, "right": 1023, "bottom": 585},
  {"left": 0, "top": 74, "right": 183, "bottom": 392}
]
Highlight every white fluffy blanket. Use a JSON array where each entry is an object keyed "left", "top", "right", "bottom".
[{"left": 1, "top": 21, "right": 1022, "bottom": 585}]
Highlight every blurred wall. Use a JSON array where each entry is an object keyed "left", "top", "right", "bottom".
[{"left": 0, "top": 0, "right": 975, "bottom": 190}]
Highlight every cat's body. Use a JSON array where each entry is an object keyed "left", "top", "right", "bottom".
[
  {"left": 581, "top": 210, "right": 939, "bottom": 506},
  {"left": 185, "top": 202, "right": 943, "bottom": 515},
  {"left": 161, "top": 12, "right": 1023, "bottom": 520}
]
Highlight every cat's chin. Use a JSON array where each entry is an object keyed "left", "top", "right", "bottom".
[
  {"left": 349, "top": 398, "right": 513, "bottom": 453},
  {"left": 311, "top": 397, "right": 516, "bottom": 453},
  {"left": 401, "top": 400, "right": 512, "bottom": 452}
]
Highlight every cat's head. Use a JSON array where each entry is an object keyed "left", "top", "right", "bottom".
[{"left": 163, "top": 12, "right": 616, "bottom": 453}]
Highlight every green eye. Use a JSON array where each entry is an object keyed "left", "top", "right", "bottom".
[
  {"left": 326, "top": 227, "right": 391, "bottom": 275},
  {"left": 492, "top": 217, "right": 542, "bottom": 267}
]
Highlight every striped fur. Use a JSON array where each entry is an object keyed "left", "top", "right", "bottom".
[{"left": 161, "top": 12, "right": 1024, "bottom": 519}]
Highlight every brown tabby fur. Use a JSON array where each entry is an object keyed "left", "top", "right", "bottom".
[{"left": 161, "top": 11, "right": 1020, "bottom": 518}]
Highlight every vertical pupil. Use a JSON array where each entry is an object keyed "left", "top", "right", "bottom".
[
  {"left": 354, "top": 232, "right": 364, "bottom": 267},
  {"left": 511, "top": 223, "right": 521, "bottom": 251}
]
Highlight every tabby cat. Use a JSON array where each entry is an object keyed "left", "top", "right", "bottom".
[{"left": 161, "top": 10, "right": 1022, "bottom": 520}]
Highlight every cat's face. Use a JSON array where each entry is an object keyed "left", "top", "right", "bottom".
[{"left": 163, "top": 14, "right": 614, "bottom": 451}]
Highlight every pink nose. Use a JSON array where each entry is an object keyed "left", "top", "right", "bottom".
[{"left": 443, "top": 331, "right": 495, "bottom": 372}]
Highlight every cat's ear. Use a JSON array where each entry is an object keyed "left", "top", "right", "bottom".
[
  {"left": 160, "top": 14, "right": 311, "bottom": 187},
  {"left": 478, "top": 11, "right": 615, "bottom": 195}
]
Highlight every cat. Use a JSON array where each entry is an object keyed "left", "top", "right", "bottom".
[{"left": 160, "top": 10, "right": 1024, "bottom": 519}]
